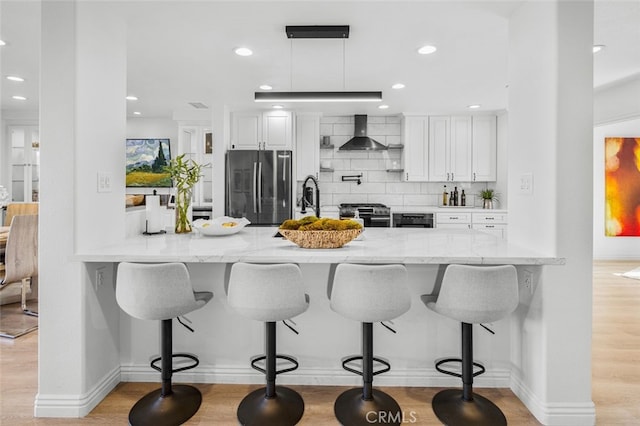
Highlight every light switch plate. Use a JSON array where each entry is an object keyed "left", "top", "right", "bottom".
[
  {"left": 97, "top": 172, "right": 112, "bottom": 193},
  {"left": 520, "top": 172, "right": 533, "bottom": 195}
]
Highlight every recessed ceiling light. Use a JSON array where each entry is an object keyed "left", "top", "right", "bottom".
[
  {"left": 593, "top": 45, "right": 605, "bottom": 53},
  {"left": 0, "top": 40, "right": 6, "bottom": 46},
  {"left": 6, "top": 75, "right": 24, "bottom": 82},
  {"left": 260, "top": 84, "right": 273, "bottom": 90},
  {"left": 126, "top": 95, "right": 138, "bottom": 101},
  {"left": 234, "top": 47, "right": 253, "bottom": 57},
  {"left": 467, "top": 104, "right": 481, "bottom": 109},
  {"left": 272, "top": 105, "right": 284, "bottom": 109},
  {"left": 378, "top": 104, "right": 390, "bottom": 109},
  {"left": 133, "top": 111, "right": 141, "bottom": 115},
  {"left": 12, "top": 95, "right": 27, "bottom": 101},
  {"left": 391, "top": 83, "right": 405, "bottom": 89},
  {"left": 418, "top": 45, "right": 437, "bottom": 55}
]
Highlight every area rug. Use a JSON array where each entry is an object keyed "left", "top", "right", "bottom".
[
  {"left": 614, "top": 267, "right": 640, "bottom": 280},
  {"left": 0, "top": 301, "right": 38, "bottom": 339}
]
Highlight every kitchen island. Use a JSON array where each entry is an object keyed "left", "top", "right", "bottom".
[{"left": 72, "top": 227, "right": 563, "bottom": 421}]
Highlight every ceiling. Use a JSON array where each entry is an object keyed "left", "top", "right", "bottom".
[{"left": 1, "top": 0, "right": 639, "bottom": 119}]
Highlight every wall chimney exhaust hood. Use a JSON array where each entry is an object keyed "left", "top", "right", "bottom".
[{"left": 339, "top": 115, "right": 387, "bottom": 151}]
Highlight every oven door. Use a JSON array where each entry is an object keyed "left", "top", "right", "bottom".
[
  {"left": 366, "top": 216, "right": 391, "bottom": 227},
  {"left": 392, "top": 213, "right": 434, "bottom": 228}
]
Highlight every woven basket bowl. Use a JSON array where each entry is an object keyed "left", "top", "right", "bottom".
[{"left": 279, "top": 229, "right": 362, "bottom": 249}]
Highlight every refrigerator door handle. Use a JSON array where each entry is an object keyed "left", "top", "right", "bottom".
[
  {"left": 252, "top": 161, "right": 258, "bottom": 213},
  {"left": 257, "top": 161, "right": 263, "bottom": 213}
]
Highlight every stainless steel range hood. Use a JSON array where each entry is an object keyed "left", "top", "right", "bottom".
[{"left": 339, "top": 115, "right": 387, "bottom": 151}]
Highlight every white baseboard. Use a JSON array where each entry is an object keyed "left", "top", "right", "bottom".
[
  {"left": 511, "top": 374, "right": 596, "bottom": 425},
  {"left": 120, "top": 362, "right": 512, "bottom": 388},
  {"left": 34, "top": 366, "right": 120, "bottom": 418}
]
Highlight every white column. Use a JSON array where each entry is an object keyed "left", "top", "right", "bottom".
[
  {"left": 508, "top": 1, "right": 595, "bottom": 424},
  {"left": 37, "top": 0, "right": 125, "bottom": 417},
  {"left": 211, "top": 102, "right": 229, "bottom": 218}
]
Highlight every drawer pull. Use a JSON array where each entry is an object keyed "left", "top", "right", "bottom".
[
  {"left": 485, "top": 217, "right": 494, "bottom": 220},
  {"left": 449, "top": 216, "right": 458, "bottom": 220},
  {"left": 486, "top": 225, "right": 495, "bottom": 228}
]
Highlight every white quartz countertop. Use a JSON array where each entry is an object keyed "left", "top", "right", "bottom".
[{"left": 75, "top": 227, "right": 562, "bottom": 265}]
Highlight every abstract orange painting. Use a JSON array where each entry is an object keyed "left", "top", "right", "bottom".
[{"left": 605, "top": 137, "right": 640, "bottom": 236}]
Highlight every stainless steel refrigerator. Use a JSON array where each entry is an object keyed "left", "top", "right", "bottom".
[{"left": 225, "top": 150, "right": 292, "bottom": 225}]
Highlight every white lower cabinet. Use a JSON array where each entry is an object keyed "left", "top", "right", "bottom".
[
  {"left": 472, "top": 212, "right": 508, "bottom": 239},
  {"left": 436, "top": 212, "right": 471, "bottom": 229}
]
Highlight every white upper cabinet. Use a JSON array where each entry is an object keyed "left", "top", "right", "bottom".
[
  {"left": 401, "top": 114, "right": 429, "bottom": 182},
  {"left": 471, "top": 115, "right": 497, "bottom": 181},
  {"left": 428, "top": 116, "right": 472, "bottom": 182},
  {"left": 295, "top": 112, "right": 321, "bottom": 181},
  {"left": 231, "top": 111, "right": 292, "bottom": 150}
]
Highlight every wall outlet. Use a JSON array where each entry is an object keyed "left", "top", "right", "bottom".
[
  {"left": 523, "top": 269, "right": 534, "bottom": 294},
  {"left": 519, "top": 172, "right": 533, "bottom": 195},
  {"left": 95, "top": 266, "right": 106, "bottom": 289}
]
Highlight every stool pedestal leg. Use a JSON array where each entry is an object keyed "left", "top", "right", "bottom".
[
  {"left": 334, "top": 322, "right": 402, "bottom": 426},
  {"left": 129, "top": 319, "right": 202, "bottom": 426},
  {"left": 432, "top": 323, "right": 507, "bottom": 426},
  {"left": 237, "top": 321, "right": 304, "bottom": 426}
]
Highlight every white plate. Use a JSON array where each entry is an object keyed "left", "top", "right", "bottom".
[{"left": 193, "top": 217, "right": 251, "bottom": 236}]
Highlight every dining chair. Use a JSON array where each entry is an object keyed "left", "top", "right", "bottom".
[
  {"left": 0, "top": 215, "right": 39, "bottom": 339},
  {"left": 4, "top": 202, "right": 39, "bottom": 227}
]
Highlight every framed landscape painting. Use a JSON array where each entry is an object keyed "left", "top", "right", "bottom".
[
  {"left": 604, "top": 137, "right": 640, "bottom": 236},
  {"left": 125, "top": 138, "right": 171, "bottom": 187}
]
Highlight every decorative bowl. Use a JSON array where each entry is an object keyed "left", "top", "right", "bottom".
[
  {"left": 279, "top": 228, "right": 362, "bottom": 249},
  {"left": 193, "top": 216, "right": 250, "bottom": 236}
]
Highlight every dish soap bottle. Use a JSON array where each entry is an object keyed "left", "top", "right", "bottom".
[{"left": 442, "top": 185, "right": 448, "bottom": 206}]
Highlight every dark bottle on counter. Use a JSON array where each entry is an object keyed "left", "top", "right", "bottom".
[
  {"left": 450, "top": 191, "right": 454, "bottom": 206},
  {"left": 453, "top": 186, "right": 458, "bottom": 206},
  {"left": 442, "top": 185, "right": 448, "bottom": 205},
  {"left": 461, "top": 189, "right": 466, "bottom": 206}
]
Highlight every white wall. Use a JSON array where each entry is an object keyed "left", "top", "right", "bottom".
[
  {"left": 37, "top": 1, "right": 123, "bottom": 417},
  {"left": 508, "top": 1, "right": 595, "bottom": 424},
  {"left": 593, "top": 116, "right": 640, "bottom": 259},
  {"left": 594, "top": 75, "right": 640, "bottom": 126}
]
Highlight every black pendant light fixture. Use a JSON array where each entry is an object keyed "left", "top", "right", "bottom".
[{"left": 254, "top": 25, "right": 382, "bottom": 103}]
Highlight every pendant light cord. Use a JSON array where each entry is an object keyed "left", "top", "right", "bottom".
[{"left": 342, "top": 38, "right": 346, "bottom": 91}]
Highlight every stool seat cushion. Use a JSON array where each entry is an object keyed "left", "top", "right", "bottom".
[
  {"left": 227, "top": 263, "right": 309, "bottom": 322},
  {"left": 424, "top": 264, "right": 518, "bottom": 324},
  {"left": 330, "top": 264, "right": 410, "bottom": 323},
  {"left": 116, "top": 262, "right": 212, "bottom": 321}
]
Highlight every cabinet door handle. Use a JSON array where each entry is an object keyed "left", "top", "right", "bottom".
[
  {"left": 446, "top": 172, "right": 450, "bottom": 181},
  {"left": 473, "top": 172, "right": 476, "bottom": 181}
]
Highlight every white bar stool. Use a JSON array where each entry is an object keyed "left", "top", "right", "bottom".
[
  {"left": 116, "top": 262, "right": 213, "bottom": 426},
  {"left": 227, "top": 262, "right": 310, "bottom": 426},
  {"left": 422, "top": 264, "right": 518, "bottom": 426},
  {"left": 330, "top": 263, "right": 411, "bottom": 426}
]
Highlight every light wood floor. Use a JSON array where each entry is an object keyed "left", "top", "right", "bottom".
[{"left": 1, "top": 261, "right": 639, "bottom": 425}]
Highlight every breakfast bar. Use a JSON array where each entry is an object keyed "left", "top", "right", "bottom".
[{"left": 74, "top": 227, "right": 563, "bottom": 414}]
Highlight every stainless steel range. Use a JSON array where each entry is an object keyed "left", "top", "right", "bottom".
[{"left": 339, "top": 203, "right": 391, "bottom": 227}]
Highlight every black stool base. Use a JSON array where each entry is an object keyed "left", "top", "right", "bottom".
[
  {"left": 237, "top": 386, "right": 304, "bottom": 426},
  {"left": 128, "top": 384, "right": 202, "bottom": 426},
  {"left": 334, "top": 387, "right": 402, "bottom": 426},
  {"left": 432, "top": 389, "right": 507, "bottom": 426}
]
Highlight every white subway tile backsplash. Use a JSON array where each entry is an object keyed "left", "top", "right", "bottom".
[
  {"left": 350, "top": 182, "right": 386, "bottom": 194},
  {"left": 334, "top": 193, "right": 368, "bottom": 205},
  {"left": 386, "top": 182, "right": 420, "bottom": 194},
  {"left": 320, "top": 124, "right": 333, "bottom": 135},
  {"left": 369, "top": 194, "right": 404, "bottom": 206},
  {"left": 333, "top": 124, "right": 354, "bottom": 136},
  {"left": 321, "top": 116, "right": 352, "bottom": 124},
  {"left": 403, "top": 194, "right": 431, "bottom": 206}
]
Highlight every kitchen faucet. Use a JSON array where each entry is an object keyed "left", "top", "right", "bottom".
[{"left": 301, "top": 175, "right": 320, "bottom": 217}]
